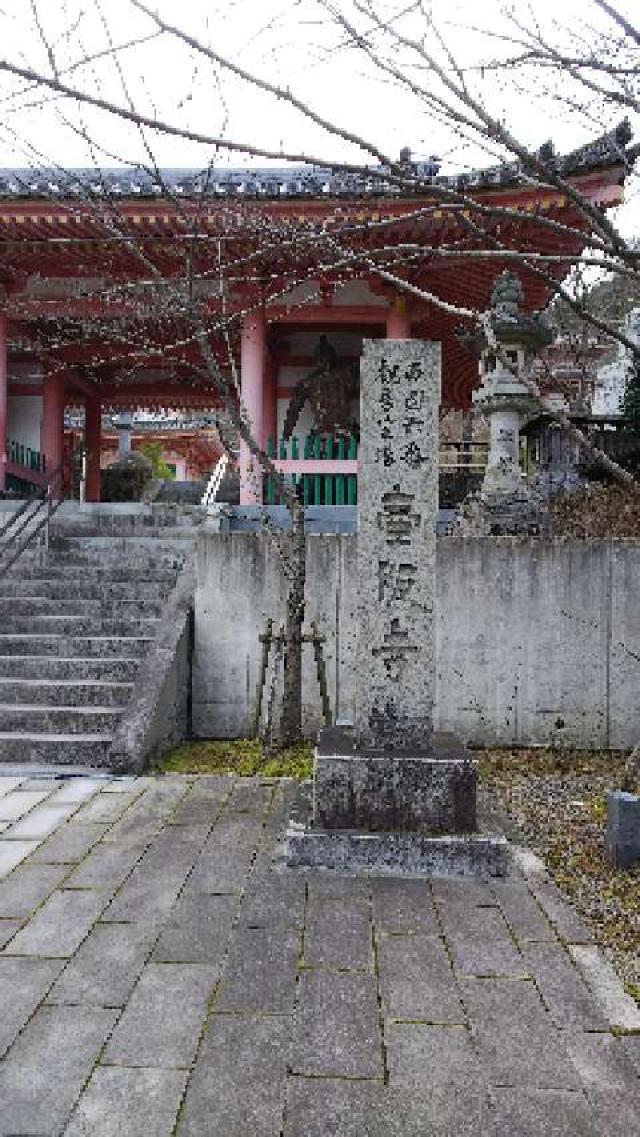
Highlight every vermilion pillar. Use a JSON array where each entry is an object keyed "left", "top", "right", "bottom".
[
  {"left": 41, "top": 370, "right": 65, "bottom": 497},
  {"left": 262, "top": 353, "right": 278, "bottom": 452},
  {"left": 0, "top": 315, "right": 7, "bottom": 492},
  {"left": 239, "top": 309, "right": 266, "bottom": 504},
  {"left": 386, "top": 295, "right": 411, "bottom": 339},
  {"left": 84, "top": 396, "right": 102, "bottom": 502}
]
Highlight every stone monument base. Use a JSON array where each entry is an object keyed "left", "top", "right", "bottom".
[
  {"left": 284, "top": 727, "right": 508, "bottom": 878},
  {"left": 285, "top": 823, "right": 508, "bottom": 878},
  {"left": 314, "top": 727, "right": 476, "bottom": 832}
]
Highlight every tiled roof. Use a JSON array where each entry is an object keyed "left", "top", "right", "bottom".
[{"left": 0, "top": 121, "right": 633, "bottom": 200}]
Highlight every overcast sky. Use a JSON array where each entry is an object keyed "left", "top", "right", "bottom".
[{"left": 0, "top": 0, "right": 637, "bottom": 234}]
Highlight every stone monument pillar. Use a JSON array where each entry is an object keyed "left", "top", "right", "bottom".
[
  {"left": 356, "top": 339, "right": 438, "bottom": 752},
  {"left": 287, "top": 338, "right": 507, "bottom": 876}
]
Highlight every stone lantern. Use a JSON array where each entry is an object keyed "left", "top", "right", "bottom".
[
  {"left": 470, "top": 270, "right": 553, "bottom": 503},
  {"left": 113, "top": 410, "right": 134, "bottom": 457}
]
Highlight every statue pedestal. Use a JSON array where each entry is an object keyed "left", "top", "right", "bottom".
[
  {"left": 313, "top": 727, "right": 476, "bottom": 832},
  {"left": 285, "top": 727, "right": 508, "bottom": 879}
]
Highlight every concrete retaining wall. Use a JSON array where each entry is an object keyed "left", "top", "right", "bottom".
[
  {"left": 109, "top": 564, "right": 194, "bottom": 771},
  {"left": 193, "top": 534, "right": 640, "bottom": 749}
]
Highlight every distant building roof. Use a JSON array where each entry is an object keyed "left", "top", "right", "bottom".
[{"left": 0, "top": 121, "right": 634, "bottom": 200}]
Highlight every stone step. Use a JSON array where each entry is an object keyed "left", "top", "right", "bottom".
[
  {"left": 0, "top": 704, "right": 122, "bottom": 733},
  {"left": 0, "top": 598, "right": 163, "bottom": 618},
  {"left": 0, "top": 656, "right": 140, "bottom": 681},
  {"left": 154, "top": 480, "right": 206, "bottom": 505},
  {"left": 50, "top": 536, "right": 192, "bottom": 557},
  {"left": 51, "top": 520, "right": 204, "bottom": 537},
  {"left": 0, "top": 732, "right": 113, "bottom": 764},
  {"left": 0, "top": 579, "right": 170, "bottom": 600},
  {"left": 3, "top": 564, "right": 178, "bottom": 582},
  {"left": 0, "top": 635, "right": 152, "bottom": 657},
  {"left": 0, "top": 678, "right": 134, "bottom": 706},
  {"left": 0, "top": 616, "right": 160, "bottom": 636}
]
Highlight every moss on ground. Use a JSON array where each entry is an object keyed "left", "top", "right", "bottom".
[
  {"left": 158, "top": 738, "right": 313, "bottom": 779},
  {"left": 480, "top": 747, "right": 640, "bottom": 994}
]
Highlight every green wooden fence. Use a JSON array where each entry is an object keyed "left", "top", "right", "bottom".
[
  {"left": 9, "top": 440, "right": 46, "bottom": 474},
  {"left": 265, "top": 433, "right": 358, "bottom": 506}
]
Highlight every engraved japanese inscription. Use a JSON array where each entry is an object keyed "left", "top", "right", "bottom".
[{"left": 356, "top": 339, "right": 440, "bottom": 751}]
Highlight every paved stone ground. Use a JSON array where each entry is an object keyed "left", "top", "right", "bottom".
[{"left": 0, "top": 770, "right": 639, "bottom": 1137}]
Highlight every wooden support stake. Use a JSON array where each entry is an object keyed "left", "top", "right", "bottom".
[
  {"left": 251, "top": 616, "right": 273, "bottom": 737},
  {"left": 311, "top": 620, "right": 332, "bottom": 726}
]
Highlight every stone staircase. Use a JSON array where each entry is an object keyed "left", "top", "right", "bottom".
[{"left": 0, "top": 521, "right": 193, "bottom": 766}]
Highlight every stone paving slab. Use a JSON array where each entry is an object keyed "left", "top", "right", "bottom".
[
  {"left": 227, "top": 779, "right": 274, "bottom": 814},
  {"left": 103, "top": 962, "right": 217, "bottom": 1068},
  {"left": 439, "top": 903, "right": 528, "bottom": 977},
  {"left": 167, "top": 779, "right": 230, "bottom": 825},
  {"left": 386, "top": 1022, "right": 483, "bottom": 1087},
  {"left": 305, "top": 872, "right": 371, "bottom": 900},
  {"left": 619, "top": 1033, "right": 640, "bottom": 1077},
  {"left": 102, "top": 824, "right": 209, "bottom": 924},
  {"left": 0, "top": 955, "right": 65, "bottom": 1058},
  {"left": 0, "top": 788, "right": 52, "bottom": 820},
  {"left": 65, "top": 1065, "right": 189, "bottom": 1137},
  {"left": 487, "top": 1088, "right": 601, "bottom": 1137},
  {"left": 177, "top": 1013, "right": 290, "bottom": 1137},
  {"left": 461, "top": 977, "right": 582, "bottom": 1090},
  {"left": 6, "top": 801, "right": 78, "bottom": 840},
  {"left": 489, "top": 876, "right": 559, "bottom": 942},
  {"left": 528, "top": 877, "right": 596, "bottom": 943},
  {"left": 100, "top": 782, "right": 190, "bottom": 845},
  {"left": 72, "top": 788, "right": 143, "bottom": 824},
  {"left": 187, "top": 814, "right": 265, "bottom": 892},
  {"left": 588, "top": 1089, "right": 640, "bottom": 1137},
  {"left": 0, "top": 1003, "right": 118, "bottom": 1136},
  {"left": 0, "top": 837, "right": 39, "bottom": 876},
  {"left": 0, "top": 772, "right": 638, "bottom": 1136},
  {"left": 152, "top": 890, "right": 238, "bottom": 964},
  {"left": 522, "top": 941, "right": 609, "bottom": 1030},
  {"left": 0, "top": 916, "right": 21, "bottom": 949},
  {"left": 2, "top": 885, "right": 113, "bottom": 958},
  {"left": 65, "top": 838, "right": 149, "bottom": 889},
  {"left": 0, "top": 860, "right": 70, "bottom": 917},
  {"left": 283, "top": 1079, "right": 490, "bottom": 1137},
  {"left": 47, "top": 921, "right": 159, "bottom": 1008},
  {"left": 240, "top": 873, "right": 306, "bottom": 929},
  {"left": 304, "top": 895, "right": 372, "bottom": 970},
  {"left": 569, "top": 944, "right": 640, "bottom": 1030},
  {"left": 29, "top": 820, "right": 111, "bottom": 864},
  {"left": 0, "top": 776, "right": 27, "bottom": 796},
  {"left": 372, "top": 877, "right": 437, "bottom": 934},
  {"left": 378, "top": 932, "right": 466, "bottom": 1023},
  {"left": 215, "top": 925, "right": 301, "bottom": 1014},
  {"left": 291, "top": 969, "right": 383, "bottom": 1078},
  {"left": 51, "top": 777, "right": 105, "bottom": 802},
  {"left": 564, "top": 1030, "right": 640, "bottom": 1094}
]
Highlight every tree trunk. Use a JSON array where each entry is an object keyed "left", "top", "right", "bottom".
[{"left": 278, "top": 498, "right": 306, "bottom": 747}]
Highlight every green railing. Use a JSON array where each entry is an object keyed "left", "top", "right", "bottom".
[
  {"left": 265, "top": 433, "right": 359, "bottom": 506},
  {"left": 8, "top": 439, "right": 46, "bottom": 474}
]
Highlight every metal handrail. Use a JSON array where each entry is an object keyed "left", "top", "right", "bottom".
[
  {"left": 0, "top": 444, "right": 87, "bottom": 574},
  {"left": 201, "top": 453, "right": 229, "bottom": 506}
]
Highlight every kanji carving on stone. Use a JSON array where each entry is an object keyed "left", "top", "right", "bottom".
[
  {"left": 377, "top": 484, "right": 420, "bottom": 545},
  {"left": 372, "top": 617, "right": 419, "bottom": 681},
  {"left": 377, "top": 560, "right": 418, "bottom": 602}
]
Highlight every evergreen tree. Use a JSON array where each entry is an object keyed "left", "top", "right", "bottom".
[{"left": 622, "top": 353, "right": 640, "bottom": 432}]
